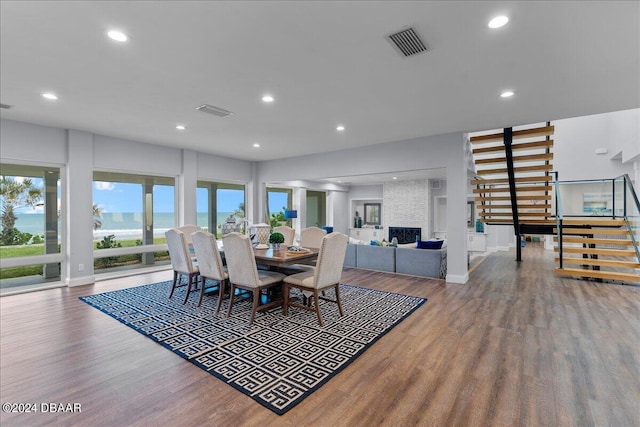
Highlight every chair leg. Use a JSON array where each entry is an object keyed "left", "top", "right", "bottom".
[
  {"left": 249, "top": 288, "right": 260, "bottom": 325},
  {"left": 227, "top": 283, "right": 236, "bottom": 317},
  {"left": 334, "top": 284, "right": 344, "bottom": 317},
  {"left": 215, "top": 279, "right": 226, "bottom": 313},
  {"left": 197, "top": 276, "right": 206, "bottom": 307},
  {"left": 283, "top": 283, "right": 290, "bottom": 316},
  {"left": 184, "top": 273, "right": 195, "bottom": 304},
  {"left": 313, "top": 289, "right": 323, "bottom": 327},
  {"left": 169, "top": 270, "right": 178, "bottom": 298}
]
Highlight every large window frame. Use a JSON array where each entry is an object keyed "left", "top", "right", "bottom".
[
  {"left": 92, "top": 171, "right": 175, "bottom": 273},
  {"left": 0, "top": 161, "right": 65, "bottom": 292},
  {"left": 197, "top": 180, "right": 246, "bottom": 237}
]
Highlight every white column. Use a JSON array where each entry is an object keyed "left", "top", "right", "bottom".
[
  {"left": 445, "top": 133, "right": 469, "bottom": 284},
  {"left": 65, "top": 130, "right": 95, "bottom": 286},
  {"left": 179, "top": 149, "right": 197, "bottom": 225}
]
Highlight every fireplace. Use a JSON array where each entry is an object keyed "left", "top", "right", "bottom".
[{"left": 388, "top": 227, "right": 422, "bottom": 244}]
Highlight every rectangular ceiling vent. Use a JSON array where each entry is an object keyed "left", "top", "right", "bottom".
[
  {"left": 196, "top": 104, "right": 233, "bottom": 118},
  {"left": 388, "top": 27, "right": 428, "bottom": 58},
  {"left": 0, "top": 103, "right": 13, "bottom": 109}
]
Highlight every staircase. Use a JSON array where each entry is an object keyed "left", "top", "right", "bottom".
[
  {"left": 470, "top": 123, "right": 640, "bottom": 285},
  {"left": 555, "top": 218, "right": 640, "bottom": 284},
  {"left": 470, "top": 124, "right": 556, "bottom": 236}
]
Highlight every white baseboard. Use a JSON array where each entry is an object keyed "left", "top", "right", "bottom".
[
  {"left": 66, "top": 275, "right": 95, "bottom": 287},
  {"left": 446, "top": 272, "right": 469, "bottom": 284},
  {"left": 488, "top": 246, "right": 510, "bottom": 252}
]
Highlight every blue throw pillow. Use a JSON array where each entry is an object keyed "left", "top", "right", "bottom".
[
  {"left": 370, "top": 240, "right": 380, "bottom": 246},
  {"left": 417, "top": 240, "right": 443, "bottom": 249}
]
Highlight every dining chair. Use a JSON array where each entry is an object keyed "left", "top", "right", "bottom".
[
  {"left": 283, "top": 232, "right": 348, "bottom": 327},
  {"left": 176, "top": 224, "right": 201, "bottom": 247},
  {"left": 273, "top": 225, "right": 295, "bottom": 246},
  {"left": 222, "top": 232, "right": 286, "bottom": 325},
  {"left": 300, "top": 226, "right": 327, "bottom": 249},
  {"left": 191, "top": 230, "right": 228, "bottom": 309},
  {"left": 165, "top": 228, "right": 200, "bottom": 304}
]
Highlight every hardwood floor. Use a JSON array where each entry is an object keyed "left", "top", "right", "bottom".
[{"left": 1, "top": 243, "right": 639, "bottom": 426}]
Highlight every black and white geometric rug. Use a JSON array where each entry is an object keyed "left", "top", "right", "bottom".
[{"left": 80, "top": 281, "right": 426, "bottom": 415}]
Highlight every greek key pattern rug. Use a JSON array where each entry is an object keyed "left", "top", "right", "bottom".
[{"left": 80, "top": 281, "right": 426, "bottom": 415}]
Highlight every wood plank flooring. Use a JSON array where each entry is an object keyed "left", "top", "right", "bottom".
[{"left": 1, "top": 243, "right": 639, "bottom": 426}]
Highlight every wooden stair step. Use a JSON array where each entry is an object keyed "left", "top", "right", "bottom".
[
  {"left": 473, "top": 185, "right": 553, "bottom": 194},
  {"left": 480, "top": 212, "right": 551, "bottom": 217},
  {"left": 553, "top": 236, "right": 633, "bottom": 246},
  {"left": 561, "top": 218, "right": 626, "bottom": 227},
  {"left": 555, "top": 257, "right": 640, "bottom": 269},
  {"left": 470, "top": 125, "right": 555, "bottom": 144},
  {"left": 474, "top": 203, "right": 551, "bottom": 210},
  {"left": 553, "top": 247, "right": 637, "bottom": 256},
  {"left": 477, "top": 164, "right": 553, "bottom": 175},
  {"left": 554, "top": 227, "right": 629, "bottom": 236},
  {"left": 475, "top": 153, "right": 553, "bottom": 165},
  {"left": 475, "top": 195, "right": 552, "bottom": 202},
  {"left": 471, "top": 176, "right": 554, "bottom": 185},
  {"left": 555, "top": 267, "right": 640, "bottom": 283},
  {"left": 472, "top": 139, "right": 554, "bottom": 154}
]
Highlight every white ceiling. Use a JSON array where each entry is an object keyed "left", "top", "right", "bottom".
[{"left": 1, "top": 1, "right": 638, "bottom": 164}]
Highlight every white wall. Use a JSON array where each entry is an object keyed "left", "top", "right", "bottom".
[
  {"left": 554, "top": 110, "right": 636, "bottom": 181},
  {"left": 0, "top": 119, "right": 66, "bottom": 164}
]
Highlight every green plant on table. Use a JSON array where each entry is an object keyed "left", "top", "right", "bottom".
[{"left": 269, "top": 232, "right": 285, "bottom": 244}]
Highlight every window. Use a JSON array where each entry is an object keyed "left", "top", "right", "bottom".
[
  {"left": 197, "top": 181, "right": 245, "bottom": 237},
  {"left": 266, "top": 187, "right": 292, "bottom": 228},
  {"left": 0, "top": 162, "right": 63, "bottom": 292},
  {"left": 92, "top": 171, "right": 174, "bottom": 273}
]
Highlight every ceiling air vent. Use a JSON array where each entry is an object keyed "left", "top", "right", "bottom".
[
  {"left": 0, "top": 103, "right": 13, "bottom": 109},
  {"left": 388, "top": 27, "right": 428, "bottom": 58},
  {"left": 196, "top": 104, "right": 233, "bottom": 118}
]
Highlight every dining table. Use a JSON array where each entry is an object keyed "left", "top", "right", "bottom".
[{"left": 252, "top": 246, "right": 319, "bottom": 269}]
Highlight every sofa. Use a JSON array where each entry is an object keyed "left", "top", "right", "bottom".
[{"left": 343, "top": 241, "right": 447, "bottom": 279}]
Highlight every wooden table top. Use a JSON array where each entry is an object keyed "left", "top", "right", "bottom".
[{"left": 252, "top": 246, "right": 319, "bottom": 267}]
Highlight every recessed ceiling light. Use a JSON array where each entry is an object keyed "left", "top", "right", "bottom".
[
  {"left": 41, "top": 93, "right": 58, "bottom": 100},
  {"left": 107, "top": 30, "right": 129, "bottom": 42},
  {"left": 253, "top": 143, "right": 260, "bottom": 148},
  {"left": 336, "top": 125, "right": 345, "bottom": 132},
  {"left": 175, "top": 125, "right": 186, "bottom": 130},
  {"left": 262, "top": 95, "right": 274, "bottom": 103},
  {"left": 488, "top": 16, "right": 509, "bottom": 29},
  {"left": 392, "top": 176, "right": 398, "bottom": 180},
  {"left": 501, "top": 90, "right": 515, "bottom": 98}
]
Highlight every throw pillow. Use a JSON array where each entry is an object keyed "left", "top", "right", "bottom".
[{"left": 417, "top": 240, "right": 444, "bottom": 249}]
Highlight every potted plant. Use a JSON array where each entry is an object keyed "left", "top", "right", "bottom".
[{"left": 269, "top": 232, "right": 285, "bottom": 250}]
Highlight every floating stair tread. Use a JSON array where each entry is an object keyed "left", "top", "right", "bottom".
[
  {"left": 473, "top": 185, "right": 553, "bottom": 193},
  {"left": 475, "top": 153, "right": 554, "bottom": 165},
  {"left": 472, "top": 139, "right": 554, "bottom": 154},
  {"left": 555, "top": 257, "right": 640, "bottom": 269},
  {"left": 553, "top": 236, "right": 634, "bottom": 246},
  {"left": 479, "top": 212, "right": 551, "bottom": 217},
  {"left": 477, "top": 164, "right": 553, "bottom": 175},
  {"left": 555, "top": 268, "right": 640, "bottom": 283},
  {"left": 475, "top": 195, "right": 552, "bottom": 201},
  {"left": 561, "top": 218, "right": 626, "bottom": 227},
  {"left": 471, "top": 176, "right": 553, "bottom": 185},
  {"left": 555, "top": 227, "right": 629, "bottom": 235},
  {"left": 470, "top": 125, "right": 555, "bottom": 144},
  {"left": 554, "top": 247, "right": 637, "bottom": 256}
]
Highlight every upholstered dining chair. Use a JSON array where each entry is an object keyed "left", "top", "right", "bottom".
[
  {"left": 176, "top": 224, "right": 201, "bottom": 247},
  {"left": 191, "top": 230, "right": 228, "bottom": 310},
  {"left": 165, "top": 228, "right": 200, "bottom": 304},
  {"left": 299, "top": 226, "right": 327, "bottom": 249},
  {"left": 222, "top": 232, "right": 286, "bottom": 325},
  {"left": 273, "top": 225, "right": 295, "bottom": 246},
  {"left": 283, "top": 232, "right": 348, "bottom": 327}
]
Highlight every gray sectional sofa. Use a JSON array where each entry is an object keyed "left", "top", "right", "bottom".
[{"left": 343, "top": 243, "right": 447, "bottom": 279}]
